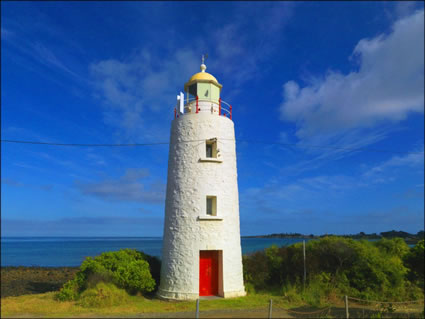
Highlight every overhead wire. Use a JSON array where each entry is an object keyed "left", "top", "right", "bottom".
[
  {"left": 1, "top": 139, "right": 423, "bottom": 155},
  {"left": 225, "top": 139, "right": 424, "bottom": 155},
  {"left": 0, "top": 139, "right": 170, "bottom": 147}
]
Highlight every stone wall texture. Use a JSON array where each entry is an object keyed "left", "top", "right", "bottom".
[{"left": 158, "top": 103, "right": 246, "bottom": 300}]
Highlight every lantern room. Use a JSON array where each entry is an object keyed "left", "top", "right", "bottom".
[
  {"left": 175, "top": 58, "right": 232, "bottom": 119},
  {"left": 183, "top": 62, "right": 222, "bottom": 105}
]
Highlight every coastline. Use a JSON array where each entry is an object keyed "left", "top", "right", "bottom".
[
  {"left": 1, "top": 266, "right": 79, "bottom": 297},
  {"left": 242, "top": 230, "right": 423, "bottom": 245},
  {"left": 2, "top": 232, "right": 422, "bottom": 297}
]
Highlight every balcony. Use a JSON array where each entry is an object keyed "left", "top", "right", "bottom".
[{"left": 174, "top": 96, "right": 232, "bottom": 120}]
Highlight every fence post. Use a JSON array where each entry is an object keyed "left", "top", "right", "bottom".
[
  {"left": 229, "top": 105, "right": 232, "bottom": 120},
  {"left": 268, "top": 299, "right": 273, "bottom": 319},
  {"left": 345, "top": 295, "right": 349, "bottom": 319},
  {"left": 196, "top": 298, "right": 200, "bottom": 319},
  {"left": 174, "top": 107, "right": 176, "bottom": 119}
]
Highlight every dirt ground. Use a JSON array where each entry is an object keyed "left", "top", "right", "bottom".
[
  {"left": 1, "top": 266, "right": 79, "bottom": 297},
  {"left": 111, "top": 305, "right": 424, "bottom": 318},
  {"left": 127, "top": 304, "right": 424, "bottom": 319}
]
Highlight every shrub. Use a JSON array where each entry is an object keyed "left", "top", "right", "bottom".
[
  {"left": 244, "top": 282, "right": 256, "bottom": 295},
  {"left": 242, "top": 237, "right": 423, "bottom": 301},
  {"left": 242, "top": 252, "right": 270, "bottom": 291},
  {"left": 57, "top": 249, "right": 158, "bottom": 301},
  {"left": 345, "top": 239, "right": 408, "bottom": 299},
  {"left": 55, "top": 277, "right": 80, "bottom": 301},
  {"left": 78, "top": 282, "right": 129, "bottom": 308},
  {"left": 281, "top": 281, "right": 302, "bottom": 303},
  {"left": 404, "top": 240, "right": 425, "bottom": 289},
  {"left": 115, "top": 260, "right": 155, "bottom": 294},
  {"left": 55, "top": 270, "right": 87, "bottom": 301},
  {"left": 374, "top": 237, "right": 409, "bottom": 259}
]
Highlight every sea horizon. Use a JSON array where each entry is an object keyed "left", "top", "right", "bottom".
[
  {"left": 2, "top": 229, "right": 421, "bottom": 238},
  {"left": 1, "top": 236, "right": 310, "bottom": 267}
]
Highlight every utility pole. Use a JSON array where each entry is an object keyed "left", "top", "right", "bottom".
[{"left": 303, "top": 240, "right": 306, "bottom": 291}]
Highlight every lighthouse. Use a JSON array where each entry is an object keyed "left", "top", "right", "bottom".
[{"left": 157, "top": 57, "right": 246, "bottom": 300}]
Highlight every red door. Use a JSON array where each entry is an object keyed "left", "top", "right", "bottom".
[{"left": 199, "top": 250, "right": 218, "bottom": 296}]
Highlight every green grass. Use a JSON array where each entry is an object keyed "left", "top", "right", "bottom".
[
  {"left": 2, "top": 290, "right": 424, "bottom": 318},
  {"left": 1, "top": 291, "right": 303, "bottom": 318}
]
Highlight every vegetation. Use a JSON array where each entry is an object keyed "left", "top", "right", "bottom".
[
  {"left": 78, "top": 282, "right": 130, "bottom": 308},
  {"left": 404, "top": 240, "right": 425, "bottom": 290},
  {"left": 243, "top": 237, "right": 424, "bottom": 306},
  {"left": 2, "top": 237, "right": 424, "bottom": 317},
  {"left": 244, "top": 230, "right": 424, "bottom": 245},
  {"left": 56, "top": 248, "right": 160, "bottom": 303}
]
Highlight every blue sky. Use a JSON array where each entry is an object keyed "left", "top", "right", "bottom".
[{"left": 1, "top": 1, "right": 424, "bottom": 237}]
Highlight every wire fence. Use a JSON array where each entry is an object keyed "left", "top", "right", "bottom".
[
  {"left": 192, "top": 295, "right": 424, "bottom": 319},
  {"left": 343, "top": 296, "right": 425, "bottom": 319},
  {"left": 347, "top": 296, "right": 424, "bottom": 305}
]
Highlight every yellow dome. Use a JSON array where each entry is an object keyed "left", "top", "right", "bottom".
[
  {"left": 184, "top": 63, "right": 222, "bottom": 91},
  {"left": 189, "top": 71, "right": 218, "bottom": 83}
]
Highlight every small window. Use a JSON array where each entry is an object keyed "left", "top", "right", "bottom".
[
  {"left": 206, "top": 138, "right": 217, "bottom": 158},
  {"left": 206, "top": 196, "right": 217, "bottom": 216},
  {"left": 188, "top": 84, "right": 197, "bottom": 98}
]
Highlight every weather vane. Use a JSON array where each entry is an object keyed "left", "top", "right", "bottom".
[{"left": 202, "top": 53, "right": 208, "bottom": 65}]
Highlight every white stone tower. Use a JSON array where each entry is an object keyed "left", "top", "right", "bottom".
[{"left": 158, "top": 58, "right": 246, "bottom": 300}]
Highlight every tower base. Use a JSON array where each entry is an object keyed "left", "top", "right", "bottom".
[
  {"left": 157, "top": 289, "right": 199, "bottom": 300},
  {"left": 156, "top": 289, "right": 246, "bottom": 301}
]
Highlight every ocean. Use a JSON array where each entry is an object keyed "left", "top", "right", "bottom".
[{"left": 1, "top": 237, "right": 308, "bottom": 267}]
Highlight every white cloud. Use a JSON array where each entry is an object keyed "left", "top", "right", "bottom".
[
  {"left": 75, "top": 168, "right": 165, "bottom": 203},
  {"left": 89, "top": 3, "right": 294, "bottom": 138},
  {"left": 1, "top": 177, "right": 53, "bottom": 191},
  {"left": 89, "top": 48, "right": 199, "bottom": 139},
  {"left": 32, "top": 42, "right": 80, "bottom": 79},
  {"left": 1, "top": 27, "right": 14, "bottom": 39},
  {"left": 209, "top": 2, "right": 293, "bottom": 88},
  {"left": 1, "top": 178, "right": 23, "bottom": 187},
  {"left": 280, "top": 10, "right": 424, "bottom": 142},
  {"left": 2, "top": 216, "right": 163, "bottom": 236},
  {"left": 279, "top": 132, "right": 290, "bottom": 144},
  {"left": 363, "top": 146, "right": 424, "bottom": 180},
  {"left": 241, "top": 143, "right": 423, "bottom": 218},
  {"left": 394, "top": 1, "right": 419, "bottom": 19},
  {"left": 2, "top": 26, "right": 85, "bottom": 87},
  {"left": 241, "top": 173, "right": 360, "bottom": 213},
  {"left": 279, "top": 127, "right": 392, "bottom": 176}
]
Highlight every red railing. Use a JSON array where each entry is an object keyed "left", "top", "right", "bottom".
[
  {"left": 196, "top": 96, "right": 199, "bottom": 113},
  {"left": 174, "top": 96, "right": 233, "bottom": 120},
  {"left": 220, "top": 99, "right": 232, "bottom": 120}
]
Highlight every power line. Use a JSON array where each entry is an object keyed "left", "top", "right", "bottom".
[
  {"left": 230, "top": 139, "right": 424, "bottom": 155},
  {"left": 0, "top": 139, "right": 169, "bottom": 147},
  {"left": 1, "top": 139, "right": 423, "bottom": 155}
]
